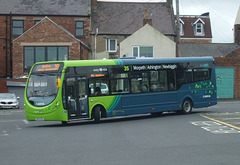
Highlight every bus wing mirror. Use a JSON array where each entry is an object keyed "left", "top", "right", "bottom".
[{"left": 56, "top": 78, "right": 61, "bottom": 88}]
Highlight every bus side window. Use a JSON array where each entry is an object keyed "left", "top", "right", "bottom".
[
  {"left": 167, "top": 70, "right": 176, "bottom": 91},
  {"left": 89, "top": 78, "right": 109, "bottom": 96},
  {"left": 150, "top": 71, "right": 167, "bottom": 92},
  {"left": 194, "top": 68, "right": 210, "bottom": 81},
  {"left": 111, "top": 73, "right": 129, "bottom": 94},
  {"left": 184, "top": 69, "right": 193, "bottom": 83},
  {"left": 131, "top": 72, "right": 149, "bottom": 94}
]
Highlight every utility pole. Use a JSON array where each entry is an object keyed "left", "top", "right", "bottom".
[{"left": 176, "top": 0, "right": 181, "bottom": 57}]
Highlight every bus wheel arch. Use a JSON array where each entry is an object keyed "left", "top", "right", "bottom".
[
  {"left": 92, "top": 105, "right": 107, "bottom": 123},
  {"left": 181, "top": 98, "right": 193, "bottom": 114}
]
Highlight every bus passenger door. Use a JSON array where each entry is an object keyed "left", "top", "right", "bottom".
[
  {"left": 77, "top": 76, "right": 88, "bottom": 117},
  {"left": 66, "top": 77, "right": 78, "bottom": 119},
  {"left": 66, "top": 77, "right": 78, "bottom": 118},
  {"left": 66, "top": 76, "right": 88, "bottom": 119}
]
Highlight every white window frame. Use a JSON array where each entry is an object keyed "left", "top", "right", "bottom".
[
  {"left": 193, "top": 18, "right": 205, "bottom": 36},
  {"left": 179, "top": 19, "right": 184, "bottom": 36},
  {"left": 132, "top": 46, "right": 154, "bottom": 58},
  {"left": 106, "top": 39, "right": 117, "bottom": 52},
  {"left": 195, "top": 23, "right": 204, "bottom": 35},
  {"left": 180, "top": 23, "right": 184, "bottom": 36}
]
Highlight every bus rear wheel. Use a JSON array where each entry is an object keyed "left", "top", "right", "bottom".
[
  {"left": 94, "top": 106, "right": 101, "bottom": 123},
  {"left": 181, "top": 99, "right": 192, "bottom": 114}
]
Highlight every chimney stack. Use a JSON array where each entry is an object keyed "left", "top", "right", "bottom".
[
  {"left": 91, "top": 0, "right": 97, "bottom": 8},
  {"left": 143, "top": 9, "right": 152, "bottom": 26}
]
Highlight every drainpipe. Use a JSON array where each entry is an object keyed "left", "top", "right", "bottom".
[
  {"left": 94, "top": 28, "right": 98, "bottom": 60},
  {"left": 5, "top": 15, "right": 8, "bottom": 78},
  {"left": 10, "top": 12, "right": 13, "bottom": 78}
]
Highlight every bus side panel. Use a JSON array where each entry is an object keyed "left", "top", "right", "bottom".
[
  {"left": 177, "top": 80, "right": 217, "bottom": 109},
  {"left": 120, "top": 92, "right": 179, "bottom": 115},
  {"left": 89, "top": 95, "right": 121, "bottom": 118}
]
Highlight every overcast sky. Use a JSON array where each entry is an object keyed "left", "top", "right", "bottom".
[{"left": 98, "top": 0, "right": 240, "bottom": 43}]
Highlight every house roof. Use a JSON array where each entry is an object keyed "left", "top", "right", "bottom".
[
  {"left": 0, "top": 0, "right": 89, "bottom": 16},
  {"left": 181, "top": 43, "right": 239, "bottom": 57},
  {"left": 13, "top": 17, "right": 90, "bottom": 49},
  {"left": 180, "top": 15, "right": 212, "bottom": 38},
  {"left": 91, "top": 2, "right": 175, "bottom": 36}
]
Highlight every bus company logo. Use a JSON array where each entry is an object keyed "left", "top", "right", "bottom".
[{"left": 93, "top": 68, "right": 108, "bottom": 72}]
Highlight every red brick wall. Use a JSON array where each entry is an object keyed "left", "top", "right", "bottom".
[
  {"left": 215, "top": 57, "right": 240, "bottom": 99},
  {"left": 0, "top": 16, "right": 10, "bottom": 78},
  {"left": 12, "top": 17, "right": 89, "bottom": 78},
  {"left": 181, "top": 39, "right": 212, "bottom": 43},
  {"left": 0, "top": 15, "right": 90, "bottom": 78}
]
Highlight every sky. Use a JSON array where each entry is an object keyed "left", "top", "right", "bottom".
[{"left": 98, "top": 0, "right": 240, "bottom": 43}]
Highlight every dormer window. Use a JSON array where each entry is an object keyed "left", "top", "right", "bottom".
[
  {"left": 179, "top": 19, "right": 184, "bottom": 36},
  {"left": 195, "top": 23, "right": 204, "bottom": 35},
  {"left": 193, "top": 18, "right": 205, "bottom": 36}
]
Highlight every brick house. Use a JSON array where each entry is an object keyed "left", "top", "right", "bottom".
[
  {"left": 0, "top": 0, "right": 91, "bottom": 79},
  {"left": 0, "top": 0, "right": 91, "bottom": 106},
  {"left": 180, "top": 13, "right": 212, "bottom": 43},
  {"left": 13, "top": 17, "right": 90, "bottom": 78}
]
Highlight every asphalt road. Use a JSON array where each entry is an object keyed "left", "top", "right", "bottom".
[{"left": 1, "top": 100, "right": 240, "bottom": 165}]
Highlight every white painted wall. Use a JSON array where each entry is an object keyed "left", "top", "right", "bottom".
[{"left": 120, "top": 24, "right": 176, "bottom": 58}]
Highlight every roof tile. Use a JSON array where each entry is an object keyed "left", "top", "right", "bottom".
[{"left": 92, "top": 2, "right": 175, "bottom": 35}]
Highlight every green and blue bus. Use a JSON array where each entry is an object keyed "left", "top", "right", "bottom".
[{"left": 24, "top": 57, "right": 217, "bottom": 123}]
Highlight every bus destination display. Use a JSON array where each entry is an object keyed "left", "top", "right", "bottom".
[{"left": 33, "top": 64, "right": 62, "bottom": 72}]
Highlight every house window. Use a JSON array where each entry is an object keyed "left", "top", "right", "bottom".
[
  {"left": 12, "top": 20, "right": 24, "bottom": 36},
  {"left": 76, "top": 21, "right": 84, "bottom": 37},
  {"left": 132, "top": 46, "right": 153, "bottom": 58},
  {"left": 106, "top": 39, "right": 117, "bottom": 52},
  {"left": 194, "top": 22, "right": 204, "bottom": 36},
  {"left": 180, "top": 23, "right": 184, "bottom": 36},
  {"left": 24, "top": 46, "right": 69, "bottom": 73}
]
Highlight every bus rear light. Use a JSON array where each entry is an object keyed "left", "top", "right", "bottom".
[
  {"left": 122, "top": 111, "right": 124, "bottom": 113},
  {"left": 152, "top": 108, "right": 155, "bottom": 110}
]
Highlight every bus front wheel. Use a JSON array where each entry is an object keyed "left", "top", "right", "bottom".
[
  {"left": 94, "top": 106, "right": 101, "bottom": 123},
  {"left": 181, "top": 99, "right": 193, "bottom": 114}
]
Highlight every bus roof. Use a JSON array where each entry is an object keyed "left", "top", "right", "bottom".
[
  {"left": 118, "top": 56, "right": 214, "bottom": 65},
  {"left": 34, "top": 57, "right": 214, "bottom": 68}
]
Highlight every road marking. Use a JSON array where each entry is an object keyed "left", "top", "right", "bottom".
[
  {"left": 205, "top": 112, "right": 240, "bottom": 116},
  {"left": 1, "top": 130, "right": 9, "bottom": 136},
  {"left": 23, "top": 119, "right": 29, "bottom": 124},
  {"left": 220, "top": 117, "right": 240, "bottom": 120},
  {"left": 190, "top": 121, "right": 240, "bottom": 134},
  {"left": 200, "top": 114, "right": 240, "bottom": 131}
]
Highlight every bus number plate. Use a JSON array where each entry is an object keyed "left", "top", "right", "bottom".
[{"left": 35, "top": 117, "right": 44, "bottom": 121}]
